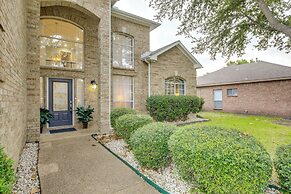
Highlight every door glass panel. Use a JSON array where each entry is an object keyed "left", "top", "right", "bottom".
[
  {"left": 214, "top": 90, "right": 222, "bottom": 101},
  {"left": 53, "top": 82, "right": 68, "bottom": 111},
  {"left": 76, "top": 79, "right": 84, "bottom": 107}
]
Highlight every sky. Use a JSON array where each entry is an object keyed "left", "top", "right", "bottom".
[{"left": 115, "top": 0, "right": 291, "bottom": 76}]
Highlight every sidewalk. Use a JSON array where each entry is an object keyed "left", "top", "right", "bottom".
[{"left": 38, "top": 134, "right": 158, "bottom": 194}]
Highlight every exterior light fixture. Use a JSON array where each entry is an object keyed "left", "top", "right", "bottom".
[{"left": 91, "top": 80, "right": 97, "bottom": 89}]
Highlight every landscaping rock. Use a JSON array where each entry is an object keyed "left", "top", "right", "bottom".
[
  {"left": 105, "top": 139, "right": 192, "bottom": 194},
  {"left": 13, "top": 143, "right": 40, "bottom": 194}
]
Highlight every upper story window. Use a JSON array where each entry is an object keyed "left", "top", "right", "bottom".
[
  {"left": 165, "top": 77, "right": 186, "bottom": 96},
  {"left": 112, "top": 33, "right": 134, "bottom": 69},
  {"left": 40, "top": 18, "right": 84, "bottom": 70},
  {"left": 227, "top": 88, "right": 238, "bottom": 97}
]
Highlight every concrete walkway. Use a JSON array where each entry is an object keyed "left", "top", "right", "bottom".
[{"left": 38, "top": 133, "right": 158, "bottom": 194}]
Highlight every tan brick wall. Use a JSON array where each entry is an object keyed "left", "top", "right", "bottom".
[
  {"left": 151, "top": 47, "right": 197, "bottom": 96},
  {"left": 26, "top": 0, "right": 41, "bottom": 141},
  {"left": 0, "top": 0, "right": 27, "bottom": 162},
  {"left": 111, "top": 16, "right": 150, "bottom": 112},
  {"left": 197, "top": 80, "right": 291, "bottom": 116}
]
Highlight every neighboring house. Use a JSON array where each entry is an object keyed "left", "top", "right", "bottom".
[
  {"left": 197, "top": 61, "right": 291, "bottom": 117},
  {"left": 0, "top": 0, "right": 201, "bottom": 162}
]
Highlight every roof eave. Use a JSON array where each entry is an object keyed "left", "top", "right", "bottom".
[
  {"left": 197, "top": 76, "right": 291, "bottom": 87},
  {"left": 147, "top": 41, "right": 203, "bottom": 69},
  {"left": 111, "top": 8, "right": 161, "bottom": 31},
  {"left": 111, "top": 0, "right": 119, "bottom": 6}
]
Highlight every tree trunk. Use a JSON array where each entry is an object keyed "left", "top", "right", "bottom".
[{"left": 255, "top": 0, "right": 291, "bottom": 38}]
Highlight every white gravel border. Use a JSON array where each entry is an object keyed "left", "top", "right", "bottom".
[
  {"left": 13, "top": 143, "right": 40, "bottom": 194},
  {"left": 105, "top": 139, "right": 192, "bottom": 194}
]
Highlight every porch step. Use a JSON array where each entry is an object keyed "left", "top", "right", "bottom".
[{"left": 40, "top": 129, "right": 98, "bottom": 143}]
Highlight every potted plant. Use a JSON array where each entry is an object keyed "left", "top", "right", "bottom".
[
  {"left": 76, "top": 106, "right": 95, "bottom": 129},
  {"left": 40, "top": 108, "right": 54, "bottom": 133}
]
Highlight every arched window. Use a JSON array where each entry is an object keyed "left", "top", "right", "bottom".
[
  {"left": 165, "top": 77, "right": 186, "bottom": 96},
  {"left": 112, "top": 32, "right": 134, "bottom": 69},
  {"left": 40, "top": 18, "right": 84, "bottom": 69}
]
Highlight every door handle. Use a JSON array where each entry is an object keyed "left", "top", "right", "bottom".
[{"left": 69, "top": 100, "right": 73, "bottom": 111}]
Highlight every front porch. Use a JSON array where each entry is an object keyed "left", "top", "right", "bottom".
[{"left": 26, "top": 0, "right": 113, "bottom": 141}]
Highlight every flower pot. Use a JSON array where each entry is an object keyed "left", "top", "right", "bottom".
[{"left": 83, "top": 122, "right": 88, "bottom": 129}]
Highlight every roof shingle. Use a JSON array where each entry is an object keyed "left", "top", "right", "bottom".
[{"left": 197, "top": 61, "right": 291, "bottom": 87}]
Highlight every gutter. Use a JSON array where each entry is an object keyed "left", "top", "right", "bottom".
[{"left": 144, "top": 59, "right": 151, "bottom": 97}]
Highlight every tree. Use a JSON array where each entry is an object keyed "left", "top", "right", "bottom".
[
  {"left": 226, "top": 59, "right": 255, "bottom": 66},
  {"left": 149, "top": 0, "right": 291, "bottom": 59}
]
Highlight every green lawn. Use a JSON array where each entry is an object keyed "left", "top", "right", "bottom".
[{"left": 192, "top": 112, "right": 291, "bottom": 159}]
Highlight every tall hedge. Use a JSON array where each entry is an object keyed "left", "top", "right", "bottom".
[
  {"left": 146, "top": 95, "right": 204, "bottom": 122},
  {"left": 114, "top": 114, "right": 153, "bottom": 142},
  {"left": 275, "top": 144, "right": 291, "bottom": 191},
  {"left": 0, "top": 147, "right": 15, "bottom": 194},
  {"left": 169, "top": 126, "right": 272, "bottom": 193},
  {"left": 110, "top": 108, "right": 136, "bottom": 129}
]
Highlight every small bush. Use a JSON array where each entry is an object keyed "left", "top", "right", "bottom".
[
  {"left": 110, "top": 108, "right": 136, "bottom": 129},
  {"left": 130, "top": 122, "right": 178, "bottom": 169},
  {"left": 169, "top": 126, "right": 272, "bottom": 193},
  {"left": 275, "top": 144, "right": 291, "bottom": 191},
  {"left": 115, "top": 114, "right": 153, "bottom": 142},
  {"left": 146, "top": 95, "right": 204, "bottom": 122},
  {"left": 0, "top": 147, "right": 15, "bottom": 194}
]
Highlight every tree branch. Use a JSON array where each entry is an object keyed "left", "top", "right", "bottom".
[{"left": 255, "top": 0, "right": 291, "bottom": 38}]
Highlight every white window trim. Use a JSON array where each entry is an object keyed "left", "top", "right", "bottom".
[
  {"left": 112, "top": 32, "right": 135, "bottom": 70},
  {"left": 112, "top": 75, "right": 134, "bottom": 109},
  {"left": 227, "top": 88, "right": 238, "bottom": 97},
  {"left": 39, "top": 18, "right": 85, "bottom": 70},
  {"left": 165, "top": 77, "right": 186, "bottom": 96}
]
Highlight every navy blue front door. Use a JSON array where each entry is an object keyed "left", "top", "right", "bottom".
[{"left": 49, "top": 78, "right": 73, "bottom": 127}]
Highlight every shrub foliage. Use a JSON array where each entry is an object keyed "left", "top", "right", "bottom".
[
  {"left": 146, "top": 95, "right": 204, "bottom": 122},
  {"left": 0, "top": 147, "right": 15, "bottom": 194},
  {"left": 110, "top": 108, "right": 136, "bottom": 129},
  {"left": 169, "top": 126, "right": 272, "bottom": 193},
  {"left": 130, "top": 122, "right": 177, "bottom": 169},
  {"left": 275, "top": 144, "right": 291, "bottom": 191},
  {"left": 114, "top": 114, "right": 153, "bottom": 142}
]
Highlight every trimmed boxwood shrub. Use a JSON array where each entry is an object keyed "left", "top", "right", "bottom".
[
  {"left": 169, "top": 126, "right": 272, "bottom": 193},
  {"left": 130, "top": 122, "right": 178, "bottom": 169},
  {"left": 146, "top": 95, "right": 204, "bottom": 122},
  {"left": 275, "top": 144, "right": 291, "bottom": 191},
  {"left": 110, "top": 108, "right": 136, "bottom": 129},
  {"left": 114, "top": 114, "right": 153, "bottom": 142},
  {"left": 0, "top": 147, "right": 15, "bottom": 194}
]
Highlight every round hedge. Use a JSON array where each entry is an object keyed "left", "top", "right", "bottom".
[
  {"left": 110, "top": 108, "right": 136, "bottom": 129},
  {"left": 130, "top": 122, "right": 178, "bottom": 169},
  {"left": 114, "top": 114, "right": 153, "bottom": 142},
  {"left": 0, "top": 147, "right": 15, "bottom": 194},
  {"left": 169, "top": 126, "right": 272, "bottom": 193},
  {"left": 275, "top": 144, "right": 291, "bottom": 191}
]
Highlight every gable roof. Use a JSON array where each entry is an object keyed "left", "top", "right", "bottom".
[
  {"left": 111, "top": 0, "right": 119, "bottom": 6},
  {"left": 197, "top": 61, "right": 291, "bottom": 87},
  {"left": 111, "top": 8, "right": 161, "bottom": 31},
  {"left": 141, "top": 41, "right": 203, "bottom": 69}
]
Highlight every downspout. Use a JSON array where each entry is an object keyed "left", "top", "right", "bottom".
[{"left": 145, "top": 59, "right": 151, "bottom": 97}]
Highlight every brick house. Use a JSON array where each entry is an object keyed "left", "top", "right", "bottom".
[
  {"left": 197, "top": 61, "right": 291, "bottom": 117},
  {"left": 0, "top": 0, "right": 202, "bottom": 162}
]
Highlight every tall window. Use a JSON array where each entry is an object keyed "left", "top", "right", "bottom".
[
  {"left": 40, "top": 18, "right": 84, "bottom": 69},
  {"left": 112, "top": 75, "right": 134, "bottom": 108},
  {"left": 112, "top": 33, "right": 134, "bottom": 69},
  {"left": 165, "top": 77, "right": 186, "bottom": 96}
]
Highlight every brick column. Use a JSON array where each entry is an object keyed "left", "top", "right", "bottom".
[{"left": 26, "top": 0, "right": 40, "bottom": 141}]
